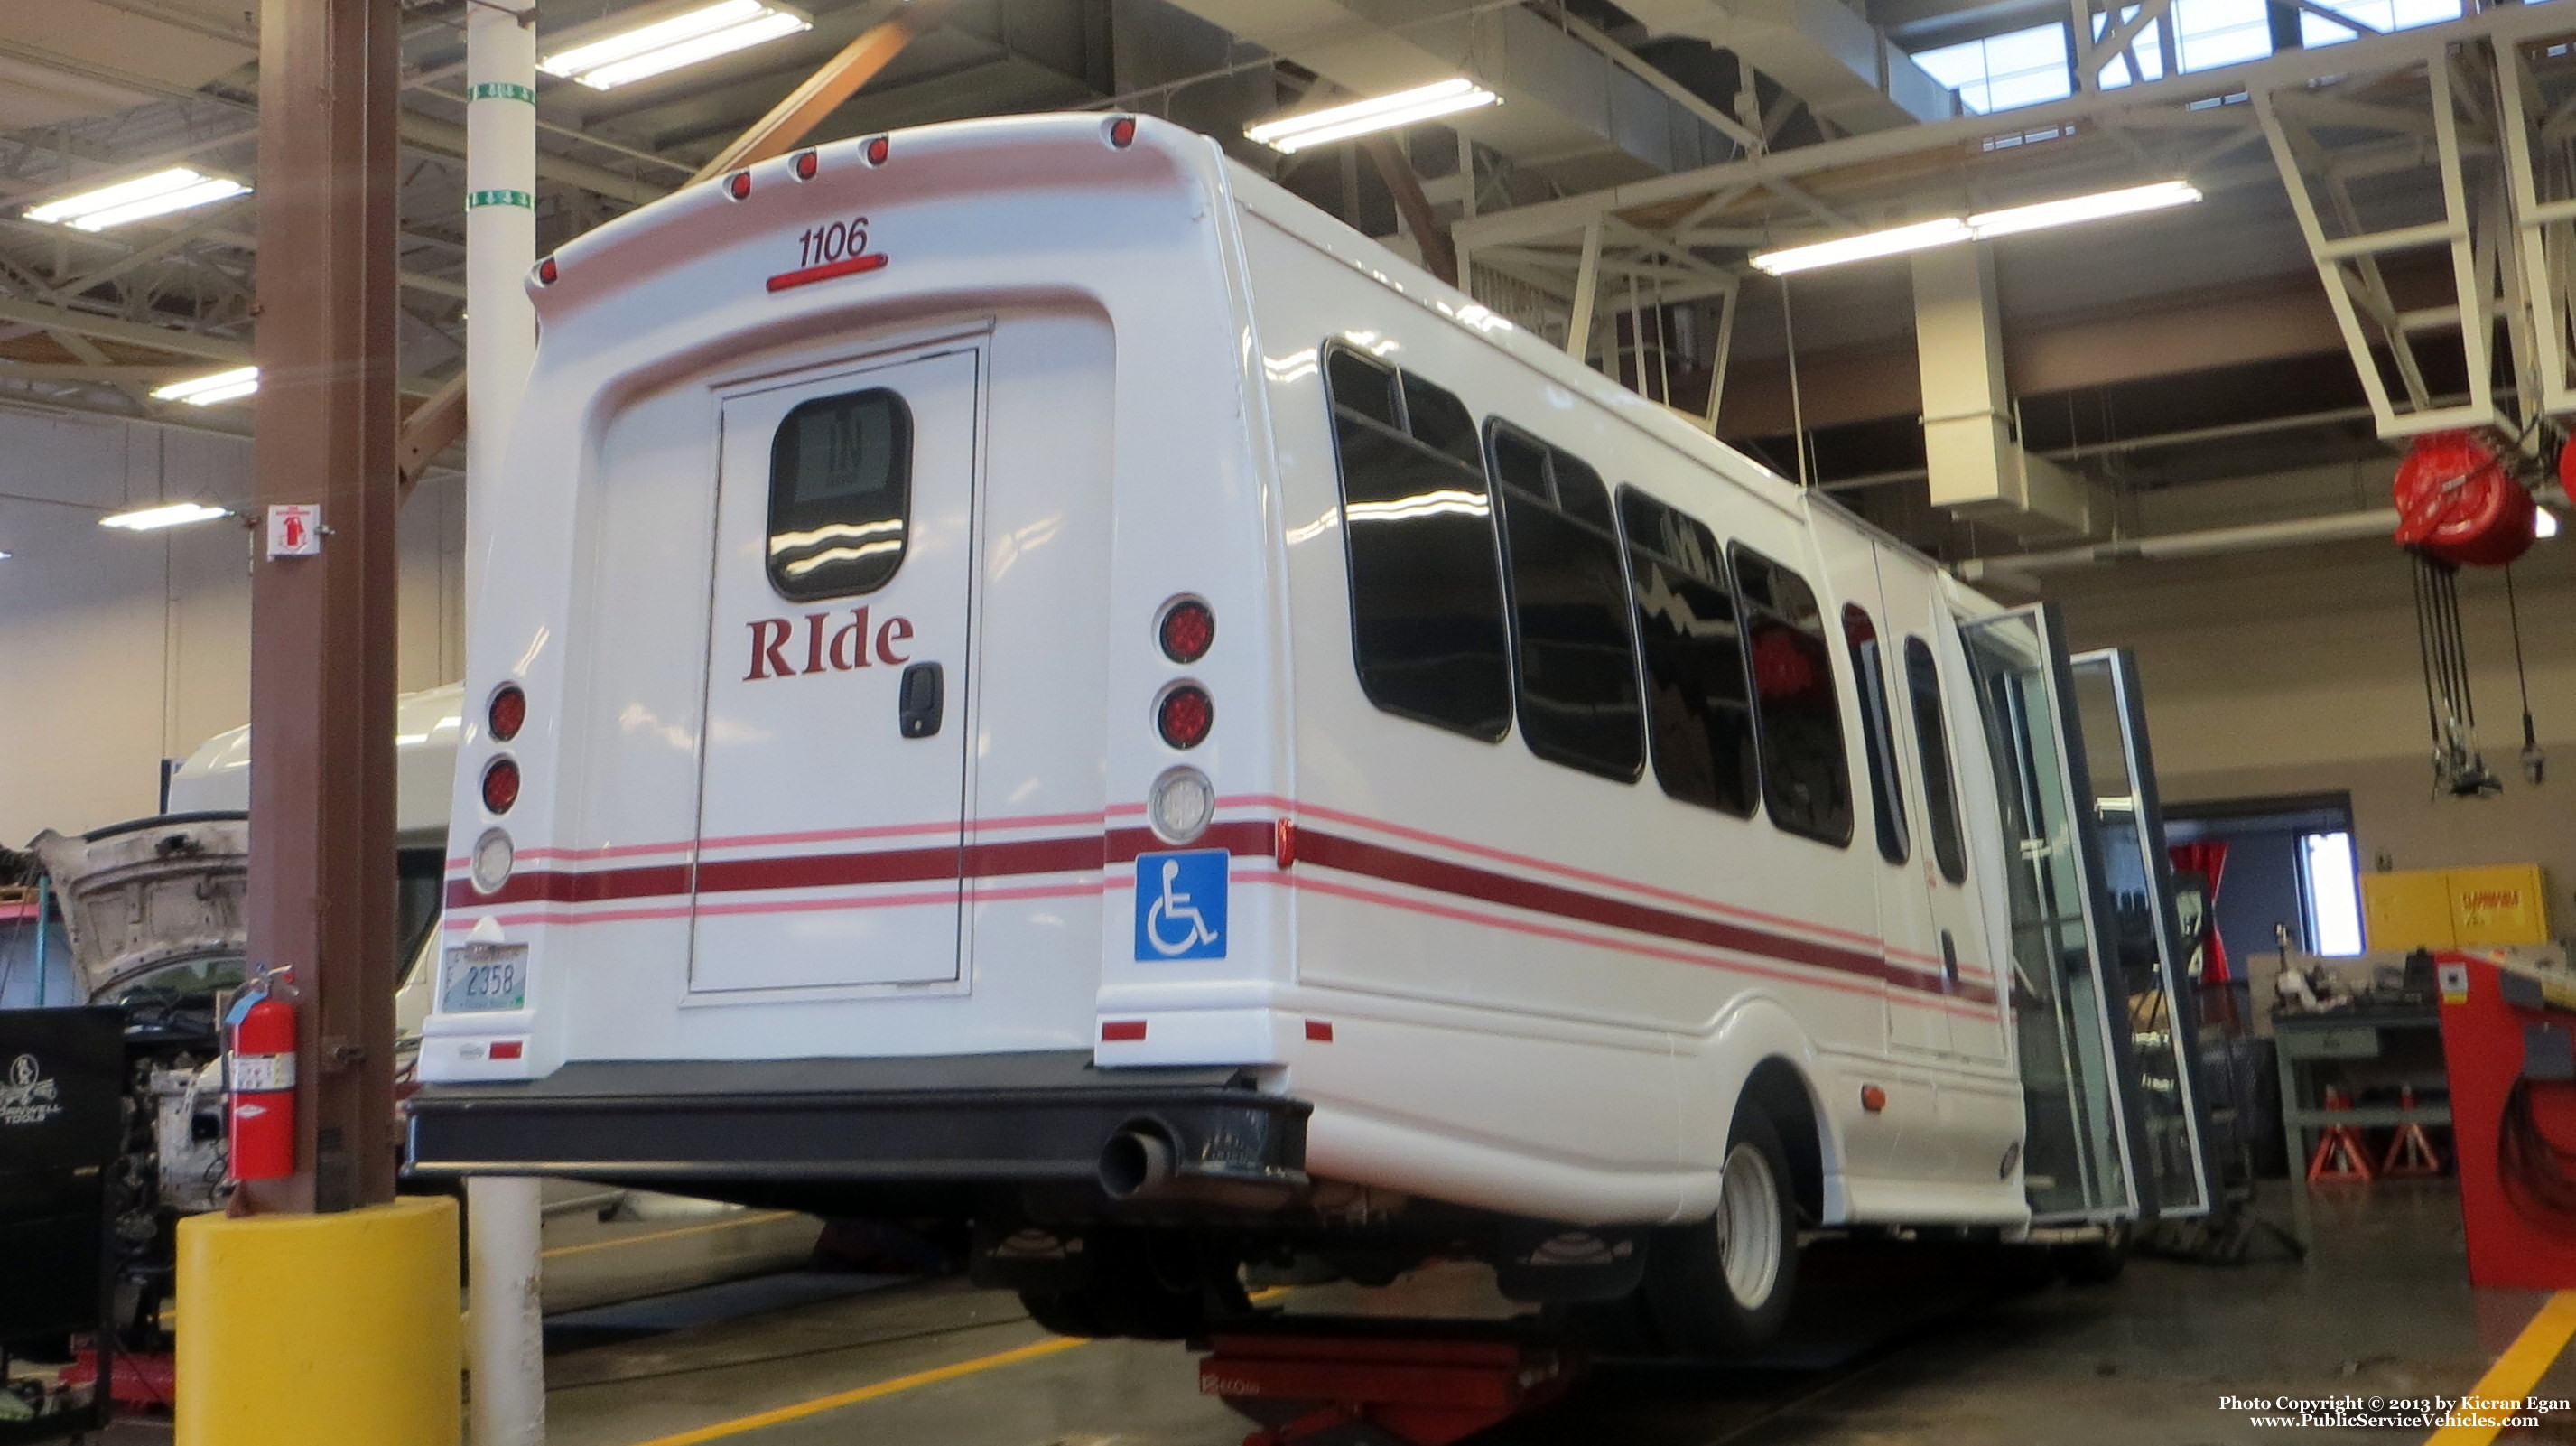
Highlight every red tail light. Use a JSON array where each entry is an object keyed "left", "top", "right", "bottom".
[
  {"left": 793, "top": 151, "right": 818, "bottom": 181},
  {"left": 535, "top": 257, "right": 558, "bottom": 286},
  {"left": 1158, "top": 598, "right": 1214, "bottom": 664},
  {"left": 864, "top": 135, "right": 890, "bottom": 166},
  {"left": 1157, "top": 685, "right": 1213, "bottom": 750},
  {"left": 725, "top": 171, "right": 751, "bottom": 201},
  {"left": 488, "top": 684, "right": 526, "bottom": 742},
  {"left": 1108, "top": 117, "right": 1137, "bottom": 148},
  {"left": 481, "top": 757, "right": 521, "bottom": 815}
]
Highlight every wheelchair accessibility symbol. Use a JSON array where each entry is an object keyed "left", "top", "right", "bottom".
[{"left": 1134, "top": 850, "right": 1227, "bottom": 961}]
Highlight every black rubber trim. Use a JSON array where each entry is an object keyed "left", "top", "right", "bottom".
[{"left": 405, "top": 1050, "right": 1310, "bottom": 1188}]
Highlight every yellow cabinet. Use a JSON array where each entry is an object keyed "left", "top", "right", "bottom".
[
  {"left": 2449, "top": 864, "right": 2552, "bottom": 945},
  {"left": 2361, "top": 864, "right": 2553, "bottom": 950},
  {"left": 2362, "top": 870, "right": 2457, "bottom": 951}
]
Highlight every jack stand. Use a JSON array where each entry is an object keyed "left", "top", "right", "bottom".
[
  {"left": 1199, "top": 1329, "right": 1580, "bottom": 1446},
  {"left": 2382, "top": 1086, "right": 2445, "bottom": 1178},
  {"left": 2308, "top": 1086, "right": 2376, "bottom": 1182}
]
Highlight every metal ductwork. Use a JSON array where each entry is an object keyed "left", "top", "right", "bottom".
[
  {"left": 1616, "top": 0, "right": 1955, "bottom": 132},
  {"left": 1913, "top": 245, "right": 2100, "bottom": 539},
  {"left": 1165, "top": 1, "right": 1737, "bottom": 181}
]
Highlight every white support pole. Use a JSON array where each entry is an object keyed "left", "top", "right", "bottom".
[{"left": 464, "top": 5, "right": 544, "bottom": 1446}]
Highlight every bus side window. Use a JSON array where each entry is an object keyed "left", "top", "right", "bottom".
[
  {"left": 1485, "top": 422, "right": 1643, "bottom": 782},
  {"left": 1904, "top": 635, "right": 1970, "bottom": 885},
  {"left": 1842, "top": 605, "right": 1910, "bottom": 865},
  {"left": 1731, "top": 545, "right": 1853, "bottom": 847},
  {"left": 1321, "top": 344, "right": 1512, "bottom": 742},
  {"left": 1615, "top": 486, "right": 1757, "bottom": 816}
]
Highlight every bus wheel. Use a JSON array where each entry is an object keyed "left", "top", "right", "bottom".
[
  {"left": 1649, "top": 1107, "right": 1799, "bottom": 1356},
  {"left": 2052, "top": 1221, "right": 2131, "bottom": 1285},
  {"left": 1018, "top": 1289, "right": 1108, "bottom": 1339},
  {"left": 1021, "top": 1231, "right": 1242, "bottom": 1340}
]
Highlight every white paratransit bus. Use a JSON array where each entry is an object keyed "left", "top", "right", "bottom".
[{"left": 407, "top": 113, "right": 2211, "bottom": 1348}]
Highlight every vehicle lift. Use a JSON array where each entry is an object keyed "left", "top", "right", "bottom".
[{"left": 1195, "top": 1318, "right": 1582, "bottom": 1446}]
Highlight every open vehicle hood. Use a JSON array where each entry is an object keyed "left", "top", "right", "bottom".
[{"left": 28, "top": 813, "right": 248, "bottom": 1003}]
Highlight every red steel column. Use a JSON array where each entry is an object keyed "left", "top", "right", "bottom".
[{"left": 243, "top": 0, "right": 403, "bottom": 1215}]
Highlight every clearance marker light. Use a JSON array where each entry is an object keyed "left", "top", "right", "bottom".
[{"left": 1751, "top": 181, "right": 2202, "bottom": 276}]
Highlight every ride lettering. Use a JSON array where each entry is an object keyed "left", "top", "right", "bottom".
[{"left": 745, "top": 608, "right": 914, "bottom": 680}]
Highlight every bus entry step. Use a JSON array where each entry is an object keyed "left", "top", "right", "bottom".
[{"left": 1197, "top": 1332, "right": 1578, "bottom": 1446}]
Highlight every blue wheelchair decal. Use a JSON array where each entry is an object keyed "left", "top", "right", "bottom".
[{"left": 1134, "top": 850, "right": 1228, "bottom": 961}]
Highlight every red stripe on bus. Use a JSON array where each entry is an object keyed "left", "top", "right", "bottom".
[
  {"left": 442, "top": 818, "right": 1994, "bottom": 1007},
  {"left": 766, "top": 252, "right": 888, "bottom": 292}
]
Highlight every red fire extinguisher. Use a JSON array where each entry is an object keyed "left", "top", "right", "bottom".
[{"left": 225, "top": 970, "right": 300, "bottom": 1182}]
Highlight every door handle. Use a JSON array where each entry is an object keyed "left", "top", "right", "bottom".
[
  {"left": 897, "top": 660, "right": 944, "bottom": 739},
  {"left": 1940, "top": 929, "right": 1960, "bottom": 988}
]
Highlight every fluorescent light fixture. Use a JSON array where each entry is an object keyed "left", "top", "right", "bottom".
[
  {"left": 1966, "top": 180, "right": 2203, "bottom": 238},
  {"left": 1751, "top": 218, "right": 1971, "bottom": 276},
  {"left": 2539, "top": 508, "right": 2562, "bottom": 540},
  {"left": 1751, "top": 180, "right": 2203, "bottom": 275},
  {"left": 1245, "top": 78, "right": 1501, "bottom": 154},
  {"left": 540, "top": 0, "right": 811, "bottom": 90},
  {"left": 150, "top": 366, "right": 259, "bottom": 406},
  {"left": 26, "top": 168, "right": 248, "bottom": 231},
  {"left": 100, "top": 502, "right": 232, "bottom": 532}
]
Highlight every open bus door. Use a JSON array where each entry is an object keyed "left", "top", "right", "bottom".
[
  {"left": 1956, "top": 604, "right": 2208, "bottom": 1226},
  {"left": 2069, "top": 648, "right": 2214, "bottom": 1220}
]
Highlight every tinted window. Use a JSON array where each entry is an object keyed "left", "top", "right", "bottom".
[
  {"left": 767, "top": 388, "right": 912, "bottom": 601},
  {"left": 1323, "top": 345, "right": 1511, "bottom": 741},
  {"left": 1488, "top": 424, "right": 1643, "bottom": 781},
  {"left": 1842, "top": 604, "right": 1910, "bottom": 865},
  {"left": 1732, "top": 545, "right": 1852, "bottom": 846},
  {"left": 1619, "top": 488, "right": 1758, "bottom": 816},
  {"left": 1906, "top": 635, "right": 1970, "bottom": 885}
]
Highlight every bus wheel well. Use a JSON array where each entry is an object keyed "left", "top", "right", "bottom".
[{"left": 1738, "top": 1058, "right": 1824, "bottom": 1226}]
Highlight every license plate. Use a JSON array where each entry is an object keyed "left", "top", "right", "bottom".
[{"left": 441, "top": 942, "right": 529, "bottom": 1013}]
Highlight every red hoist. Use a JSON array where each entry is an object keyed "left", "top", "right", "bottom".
[
  {"left": 2389, "top": 431, "right": 2553, "bottom": 797},
  {"left": 224, "top": 971, "right": 301, "bottom": 1182}
]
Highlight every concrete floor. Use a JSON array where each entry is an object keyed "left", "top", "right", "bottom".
[{"left": 92, "top": 1180, "right": 2576, "bottom": 1445}]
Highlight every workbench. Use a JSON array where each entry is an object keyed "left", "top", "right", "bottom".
[{"left": 2273, "top": 1008, "right": 2450, "bottom": 1246}]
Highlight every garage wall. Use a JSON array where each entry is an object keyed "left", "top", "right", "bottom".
[
  {"left": 2051, "top": 501, "right": 2576, "bottom": 923},
  {"left": 0, "top": 406, "right": 463, "bottom": 844}
]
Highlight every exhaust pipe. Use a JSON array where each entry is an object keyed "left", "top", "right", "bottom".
[{"left": 1098, "top": 1127, "right": 1176, "bottom": 1200}]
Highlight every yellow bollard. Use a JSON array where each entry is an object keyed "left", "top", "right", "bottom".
[{"left": 175, "top": 1194, "right": 461, "bottom": 1446}]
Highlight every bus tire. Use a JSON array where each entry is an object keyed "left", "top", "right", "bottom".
[
  {"left": 2052, "top": 1222, "right": 2130, "bottom": 1285},
  {"left": 1018, "top": 1289, "right": 1108, "bottom": 1339},
  {"left": 1649, "top": 1106, "right": 1799, "bottom": 1356}
]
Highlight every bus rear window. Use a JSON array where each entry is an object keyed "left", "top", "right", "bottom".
[{"left": 767, "top": 387, "right": 912, "bottom": 602}]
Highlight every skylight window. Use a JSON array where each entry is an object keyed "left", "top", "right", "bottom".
[
  {"left": 2299, "top": 0, "right": 2464, "bottom": 46},
  {"left": 2172, "top": 0, "right": 2273, "bottom": 71},
  {"left": 1911, "top": 23, "right": 2072, "bottom": 114}
]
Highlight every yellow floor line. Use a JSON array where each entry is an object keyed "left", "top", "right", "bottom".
[
  {"left": 623, "top": 1336, "right": 1089, "bottom": 1446},
  {"left": 544, "top": 1210, "right": 802, "bottom": 1261},
  {"left": 2427, "top": 1290, "right": 2576, "bottom": 1445}
]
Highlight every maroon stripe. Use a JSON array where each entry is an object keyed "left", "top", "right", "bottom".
[
  {"left": 448, "top": 862, "right": 692, "bottom": 910},
  {"left": 1106, "top": 820, "right": 1277, "bottom": 864},
  {"left": 443, "top": 817, "right": 1994, "bottom": 1008},
  {"left": 1297, "top": 828, "right": 1995, "bottom": 1006}
]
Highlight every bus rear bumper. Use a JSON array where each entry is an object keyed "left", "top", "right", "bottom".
[{"left": 403, "top": 1050, "right": 1310, "bottom": 1200}]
